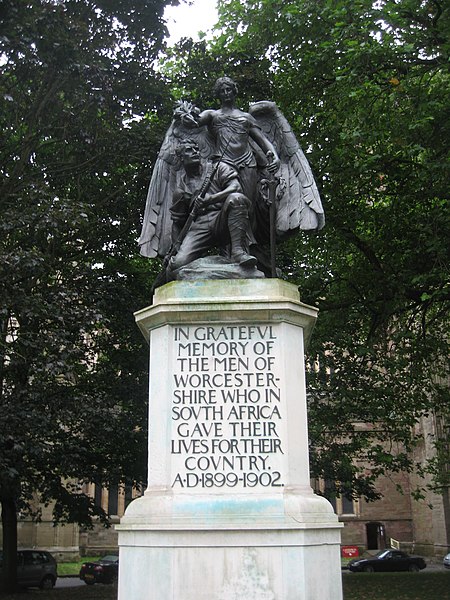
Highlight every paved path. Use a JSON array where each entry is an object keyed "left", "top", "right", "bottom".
[{"left": 56, "top": 577, "right": 85, "bottom": 589}]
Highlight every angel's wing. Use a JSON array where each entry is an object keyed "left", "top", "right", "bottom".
[
  {"left": 249, "top": 101, "right": 325, "bottom": 235},
  {"left": 138, "top": 119, "right": 214, "bottom": 258}
]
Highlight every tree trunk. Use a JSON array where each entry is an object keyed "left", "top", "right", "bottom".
[{"left": 1, "top": 497, "right": 18, "bottom": 593}]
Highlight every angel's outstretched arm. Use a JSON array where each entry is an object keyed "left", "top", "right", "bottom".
[{"left": 196, "top": 109, "right": 215, "bottom": 127}]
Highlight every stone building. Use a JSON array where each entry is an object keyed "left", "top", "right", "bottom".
[
  {"left": 2, "top": 414, "right": 448, "bottom": 560},
  {"left": 0, "top": 482, "right": 142, "bottom": 560},
  {"left": 327, "top": 410, "right": 449, "bottom": 557}
]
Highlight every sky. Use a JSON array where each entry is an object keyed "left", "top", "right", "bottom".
[{"left": 164, "top": 0, "right": 219, "bottom": 44}]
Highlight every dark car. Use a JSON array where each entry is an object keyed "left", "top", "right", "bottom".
[
  {"left": 79, "top": 554, "right": 119, "bottom": 585},
  {"left": 348, "top": 549, "right": 426, "bottom": 573},
  {"left": 0, "top": 549, "right": 57, "bottom": 589}
]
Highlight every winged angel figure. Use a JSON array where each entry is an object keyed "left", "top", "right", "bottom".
[{"left": 138, "top": 77, "right": 324, "bottom": 284}]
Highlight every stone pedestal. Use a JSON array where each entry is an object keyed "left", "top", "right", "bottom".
[{"left": 117, "top": 279, "right": 343, "bottom": 599}]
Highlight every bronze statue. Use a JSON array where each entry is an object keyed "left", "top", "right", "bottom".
[
  {"left": 168, "top": 138, "right": 257, "bottom": 275},
  {"left": 139, "top": 77, "right": 324, "bottom": 284}
]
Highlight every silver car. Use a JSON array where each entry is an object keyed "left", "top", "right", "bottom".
[
  {"left": 0, "top": 549, "right": 58, "bottom": 589},
  {"left": 444, "top": 553, "right": 450, "bottom": 569}
]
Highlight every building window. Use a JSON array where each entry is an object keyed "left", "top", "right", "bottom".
[
  {"left": 124, "top": 483, "right": 133, "bottom": 509},
  {"left": 324, "top": 479, "right": 337, "bottom": 512},
  {"left": 341, "top": 494, "right": 355, "bottom": 515},
  {"left": 94, "top": 480, "right": 103, "bottom": 509},
  {"left": 108, "top": 483, "right": 119, "bottom": 516},
  {"left": 320, "top": 479, "right": 356, "bottom": 516}
]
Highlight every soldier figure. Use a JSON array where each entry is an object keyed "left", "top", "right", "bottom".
[{"left": 168, "top": 139, "right": 257, "bottom": 276}]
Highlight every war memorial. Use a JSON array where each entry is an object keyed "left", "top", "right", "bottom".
[{"left": 116, "top": 77, "right": 343, "bottom": 599}]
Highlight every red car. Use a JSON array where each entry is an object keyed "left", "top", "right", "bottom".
[{"left": 79, "top": 555, "right": 119, "bottom": 585}]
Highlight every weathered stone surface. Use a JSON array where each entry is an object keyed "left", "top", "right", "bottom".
[
  {"left": 172, "top": 255, "right": 265, "bottom": 281},
  {"left": 117, "top": 280, "right": 343, "bottom": 600}
]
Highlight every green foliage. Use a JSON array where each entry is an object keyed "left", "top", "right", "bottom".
[
  {"left": 164, "top": 0, "right": 450, "bottom": 499},
  {"left": 0, "top": 0, "right": 176, "bottom": 579},
  {"left": 162, "top": 38, "right": 275, "bottom": 107},
  {"left": 1, "top": 1, "right": 449, "bottom": 583}
]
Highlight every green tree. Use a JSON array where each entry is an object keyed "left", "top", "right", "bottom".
[
  {"left": 0, "top": 0, "right": 176, "bottom": 592},
  {"left": 166, "top": 0, "right": 450, "bottom": 501}
]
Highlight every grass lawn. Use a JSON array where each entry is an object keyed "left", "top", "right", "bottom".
[
  {"left": 56, "top": 557, "right": 100, "bottom": 577},
  {"left": 343, "top": 571, "right": 450, "bottom": 600},
  {"left": 0, "top": 585, "right": 117, "bottom": 599},
  {"left": 0, "top": 572, "right": 448, "bottom": 599}
]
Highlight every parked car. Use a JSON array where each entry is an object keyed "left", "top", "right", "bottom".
[
  {"left": 0, "top": 549, "right": 57, "bottom": 589},
  {"left": 348, "top": 549, "right": 426, "bottom": 573},
  {"left": 444, "top": 553, "right": 450, "bottom": 569},
  {"left": 79, "top": 554, "right": 119, "bottom": 585}
]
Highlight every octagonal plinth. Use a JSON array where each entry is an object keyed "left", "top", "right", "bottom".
[{"left": 117, "top": 279, "right": 342, "bottom": 599}]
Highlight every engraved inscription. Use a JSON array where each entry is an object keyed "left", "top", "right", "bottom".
[{"left": 170, "top": 324, "right": 285, "bottom": 490}]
